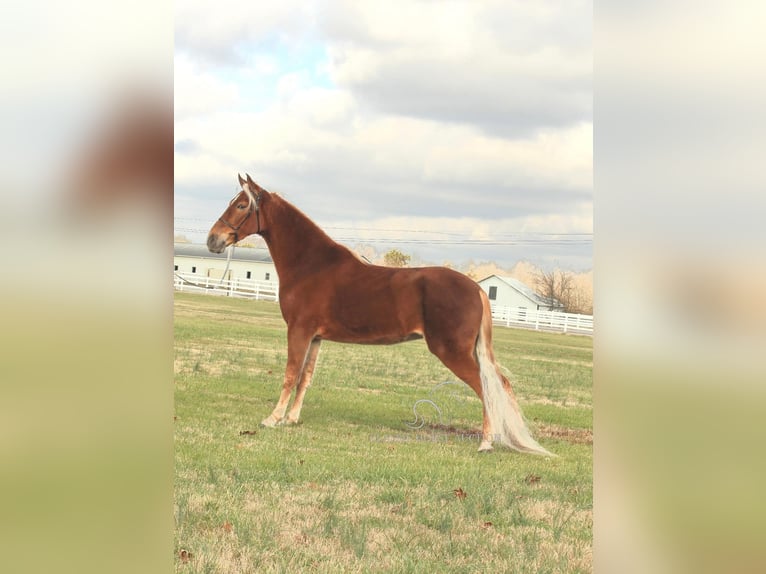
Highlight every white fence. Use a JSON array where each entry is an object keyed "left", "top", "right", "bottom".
[
  {"left": 173, "top": 273, "right": 592, "bottom": 335},
  {"left": 490, "top": 304, "right": 593, "bottom": 335},
  {"left": 174, "top": 272, "right": 279, "bottom": 301}
]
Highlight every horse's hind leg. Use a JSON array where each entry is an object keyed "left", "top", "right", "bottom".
[
  {"left": 425, "top": 338, "right": 495, "bottom": 452},
  {"left": 285, "top": 339, "right": 321, "bottom": 425},
  {"left": 261, "top": 328, "right": 315, "bottom": 427}
]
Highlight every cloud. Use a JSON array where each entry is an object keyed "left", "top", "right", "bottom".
[
  {"left": 176, "top": 94, "right": 590, "bottom": 219},
  {"left": 321, "top": 0, "right": 591, "bottom": 136},
  {"left": 174, "top": 1, "right": 318, "bottom": 66},
  {"left": 174, "top": 54, "right": 241, "bottom": 120},
  {"left": 174, "top": 72, "right": 591, "bottom": 215},
  {"left": 174, "top": 0, "right": 593, "bottom": 269}
]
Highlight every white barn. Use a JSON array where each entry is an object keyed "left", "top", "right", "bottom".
[
  {"left": 477, "top": 275, "right": 563, "bottom": 311},
  {"left": 174, "top": 243, "right": 277, "bottom": 282}
]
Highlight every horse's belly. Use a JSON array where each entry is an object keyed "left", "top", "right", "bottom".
[{"left": 320, "top": 325, "right": 423, "bottom": 345}]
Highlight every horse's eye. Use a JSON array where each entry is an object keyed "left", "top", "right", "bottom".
[{"left": 237, "top": 203, "right": 246, "bottom": 210}]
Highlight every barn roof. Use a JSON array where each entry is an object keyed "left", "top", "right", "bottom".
[
  {"left": 478, "top": 275, "right": 563, "bottom": 308},
  {"left": 174, "top": 243, "right": 273, "bottom": 263}
]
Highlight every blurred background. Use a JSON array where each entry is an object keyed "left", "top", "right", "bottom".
[
  {"left": 1, "top": 1, "right": 764, "bottom": 573},
  {"left": 0, "top": 2, "right": 172, "bottom": 573},
  {"left": 596, "top": 2, "right": 766, "bottom": 572}
]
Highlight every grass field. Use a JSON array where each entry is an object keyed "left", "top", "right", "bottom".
[{"left": 174, "top": 292, "right": 592, "bottom": 573}]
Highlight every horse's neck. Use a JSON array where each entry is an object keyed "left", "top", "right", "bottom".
[{"left": 263, "top": 198, "right": 351, "bottom": 283}]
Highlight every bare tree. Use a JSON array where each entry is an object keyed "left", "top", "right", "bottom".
[
  {"left": 535, "top": 269, "right": 571, "bottom": 310},
  {"left": 535, "top": 269, "right": 593, "bottom": 314},
  {"left": 566, "top": 283, "right": 593, "bottom": 315}
]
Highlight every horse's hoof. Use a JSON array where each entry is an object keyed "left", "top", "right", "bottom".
[
  {"left": 260, "top": 417, "right": 280, "bottom": 428},
  {"left": 284, "top": 417, "right": 301, "bottom": 426},
  {"left": 478, "top": 441, "right": 494, "bottom": 453}
]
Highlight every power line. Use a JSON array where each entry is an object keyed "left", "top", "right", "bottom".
[
  {"left": 175, "top": 230, "right": 590, "bottom": 248},
  {"left": 331, "top": 238, "right": 592, "bottom": 246},
  {"left": 174, "top": 223, "right": 591, "bottom": 239}
]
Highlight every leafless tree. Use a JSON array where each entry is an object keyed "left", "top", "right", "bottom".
[{"left": 534, "top": 268, "right": 591, "bottom": 314}]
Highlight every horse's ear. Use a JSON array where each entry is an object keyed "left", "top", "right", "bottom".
[{"left": 238, "top": 173, "right": 246, "bottom": 187}]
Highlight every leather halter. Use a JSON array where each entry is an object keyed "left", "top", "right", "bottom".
[{"left": 217, "top": 190, "right": 262, "bottom": 242}]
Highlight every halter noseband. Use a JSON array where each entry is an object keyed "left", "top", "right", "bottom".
[{"left": 217, "top": 190, "right": 263, "bottom": 242}]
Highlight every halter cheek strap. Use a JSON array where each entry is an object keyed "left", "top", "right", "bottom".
[{"left": 217, "top": 191, "right": 263, "bottom": 242}]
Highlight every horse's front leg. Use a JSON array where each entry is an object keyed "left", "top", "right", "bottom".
[
  {"left": 261, "top": 328, "right": 314, "bottom": 427},
  {"left": 285, "top": 338, "right": 321, "bottom": 425}
]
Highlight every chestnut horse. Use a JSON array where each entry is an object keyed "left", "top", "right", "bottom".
[{"left": 207, "top": 174, "right": 551, "bottom": 455}]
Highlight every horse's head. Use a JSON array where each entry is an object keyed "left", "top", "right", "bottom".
[{"left": 207, "top": 174, "right": 268, "bottom": 253}]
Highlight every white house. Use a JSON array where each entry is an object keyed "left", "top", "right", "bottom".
[
  {"left": 174, "top": 243, "right": 277, "bottom": 282},
  {"left": 477, "top": 275, "right": 563, "bottom": 311}
]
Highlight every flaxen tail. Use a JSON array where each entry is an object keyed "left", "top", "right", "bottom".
[{"left": 476, "top": 291, "right": 554, "bottom": 456}]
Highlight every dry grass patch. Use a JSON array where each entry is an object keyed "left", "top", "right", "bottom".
[
  {"left": 176, "top": 480, "right": 591, "bottom": 573},
  {"left": 538, "top": 424, "right": 593, "bottom": 445}
]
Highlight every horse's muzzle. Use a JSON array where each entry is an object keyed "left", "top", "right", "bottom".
[{"left": 207, "top": 233, "right": 227, "bottom": 253}]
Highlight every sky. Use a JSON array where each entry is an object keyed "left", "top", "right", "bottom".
[{"left": 174, "top": 1, "right": 593, "bottom": 271}]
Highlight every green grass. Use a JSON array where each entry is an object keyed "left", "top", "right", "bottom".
[{"left": 174, "top": 292, "right": 592, "bottom": 573}]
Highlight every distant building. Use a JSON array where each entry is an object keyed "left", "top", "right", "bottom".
[
  {"left": 174, "top": 243, "right": 277, "bottom": 282},
  {"left": 477, "top": 275, "right": 563, "bottom": 311}
]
